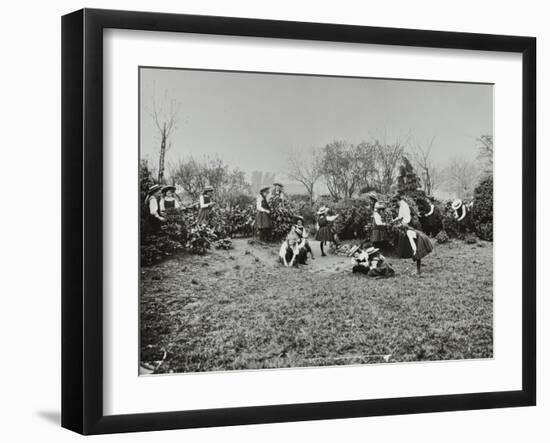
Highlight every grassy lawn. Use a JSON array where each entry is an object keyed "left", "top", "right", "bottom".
[{"left": 140, "top": 238, "right": 493, "bottom": 374}]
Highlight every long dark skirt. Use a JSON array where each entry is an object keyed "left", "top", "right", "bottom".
[
  {"left": 143, "top": 214, "right": 162, "bottom": 235},
  {"left": 197, "top": 207, "right": 213, "bottom": 225},
  {"left": 256, "top": 211, "right": 272, "bottom": 229},
  {"left": 396, "top": 231, "right": 414, "bottom": 258},
  {"left": 396, "top": 229, "right": 433, "bottom": 259},
  {"left": 316, "top": 226, "right": 334, "bottom": 242},
  {"left": 414, "top": 230, "right": 433, "bottom": 259}
]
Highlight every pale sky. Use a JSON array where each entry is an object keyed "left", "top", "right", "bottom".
[{"left": 139, "top": 67, "right": 493, "bottom": 185}]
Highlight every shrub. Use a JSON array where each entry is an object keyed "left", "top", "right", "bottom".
[
  {"left": 210, "top": 205, "right": 255, "bottom": 238},
  {"left": 317, "top": 198, "right": 373, "bottom": 240},
  {"left": 471, "top": 176, "right": 493, "bottom": 241},
  {"left": 435, "top": 230, "right": 449, "bottom": 244},
  {"left": 140, "top": 207, "right": 218, "bottom": 265},
  {"left": 214, "top": 237, "right": 233, "bottom": 250},
  {"left": 269, "top": 194, "right": 297, "bottom": 241}
]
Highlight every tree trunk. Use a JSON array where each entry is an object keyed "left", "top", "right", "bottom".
[{"left": 158, "top": 123, "right": 167, "bottom": 184}]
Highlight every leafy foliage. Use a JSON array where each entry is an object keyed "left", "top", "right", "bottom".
[
  {"left": 269, "top": 194, "right": 296, "bottom": 242},
  {"left": 435, "top": 230, "right": 450, "bottom": 244},
  {"left": 471, "top": 175, "right": 493, "bottom": 241},
  {"left": 396, "top": 156, "right": 422, "bottom": 194}
]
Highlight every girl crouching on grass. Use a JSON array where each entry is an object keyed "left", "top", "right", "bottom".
[
  {"left": 348, "top": 246, "right": 395, "bottom": 277},
  {"left": 279, "top": 236, "right": 307, "bottom": 267},
  {"left": 293, "top": 216, "right": 314, "bottom": 261},
  {"left": 315, "top": 206, "right": 339, "bottom": 257}
]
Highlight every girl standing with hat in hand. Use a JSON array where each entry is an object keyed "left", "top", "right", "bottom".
[
  {"left": 256, "top": 186, "right": 272, "bottom": 242},
  {"left": 197, "top": 185, "right": 215, "bottom": 225},
  {"left": 315, "top": 206, "right": 339, "bottom": 257}
]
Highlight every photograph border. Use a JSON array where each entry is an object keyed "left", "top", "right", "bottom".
[{"left": 62, "top": 8, "right": 536, "bottom": 435}]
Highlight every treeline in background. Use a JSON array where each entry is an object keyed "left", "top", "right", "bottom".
[{"left": 140, "top": 134, "right": 493, "bottom": 265}]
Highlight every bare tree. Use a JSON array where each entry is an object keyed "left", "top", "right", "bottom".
[
  {"left": 374, "top": 139, "right": 406, "bottom": 193},
  {"left": 286, "top": 147, "right": 322, "bottom": 204},
  {"left": 477, "top": 134, "right": 494, "bottom": 177},
  {"left": 412, "top": 136, "right": 440, "bottom": 195},
  {"left": 149, "top": 90, "right": 180, "bottom": 184},
  {"left": 443, "top": 157, "right": 479, "bottom": 199}
]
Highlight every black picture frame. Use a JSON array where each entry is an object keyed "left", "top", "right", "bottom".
[{"left": 62, "top": 8, "right": 536, "bottom": 435}]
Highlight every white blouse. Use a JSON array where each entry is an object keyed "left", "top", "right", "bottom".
[
  {"left": 398, "top": 200, "right": 411, "bottom": 224},
  {"left": 373, "top": 211, "right": 385, "bottom": 226},
  {"left": 199, "top": 195, "right": 211, "bottom": 209},
  {"left": 256, "top": 196, "right": 270, "bottom": 213}
]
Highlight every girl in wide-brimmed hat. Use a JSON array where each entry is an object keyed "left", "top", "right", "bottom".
[
  {"left": 144, "top": 184, "right": 166, "bottom": 233},
  {"left": 160, "top": 185, "right": 180, "bottom": 215},
  {"left": 315, "top": 206, "right": 339, "bottom": 257},
  {"left": 197, "top": 185, "right": 215, "bottom": 225},
  {"left": 279, "top": 235, "right": 306, "bottom": 267},
  {"left": 415, "top": 195, "right": 441, "bottom": 237},
  {"left": 451, "top": 198, "right": 474, "bottom": 235},
  {"left": 255, "top": 186, "right": 272, "bottom": 242},
  {"left": 288, "top": 215, "right": 314, "bottom": 261},
  {"left": 349, "top": 245, "right": 395, "bottom": 277},
  {"left": 371, "top": 201, "right": 389, "bottom": 247}
]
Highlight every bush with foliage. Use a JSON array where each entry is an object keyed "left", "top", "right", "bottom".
[
  {"left": 210, "top": 205, "right": 255, "bottom": 238},
  {"left": 214, "top": 237, "right": 234, "bottom": 250},
  {"left": 312, "top": 198, "right": 372, "bottom": 241},
  {"left": 471, "top": 176, "right": 493, "bottom": 241},
  {"left": 269, "top": 194, "right": 297, "bottom": 241},
  {"left": 435, "top": 230, "right": 449, "bottom": 244}
]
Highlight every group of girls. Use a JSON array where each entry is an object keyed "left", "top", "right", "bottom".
[
  {"left": 144, "top": 184, "right": 181, "bottom": 232},
  {"left": 147, "top": 182, "right": 471, "bottom": 276}
]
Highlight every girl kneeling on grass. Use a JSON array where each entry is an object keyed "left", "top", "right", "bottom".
[
  {"left": 315, "top": 206, "right": 339, "bottom": 257},
  {"left": 279, "top": 236, "right": 307, "bottom": 267},
  {"left": 292, "top": 216, "right": 314, "bottom": 261},
  {"left": 348, "top": 245, "right": 395, "bottom": 277}
]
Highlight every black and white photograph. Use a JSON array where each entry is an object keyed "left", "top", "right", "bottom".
[{"left": 139, "top": 67, "right": 494, "bottom": 375}]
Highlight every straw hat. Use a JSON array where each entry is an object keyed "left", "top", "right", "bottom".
[
  {"left": 368, "top": 191, "right": 378, "bottom": 201},
  {"left": 374, "top": 202, "right": 385, "bottom": 210},
  {"left": 348, "top": 245, "right": 361, "bottom": 256},
  {"left": 148, "top": 184, "right": 163, "bottom": 194},
  {"left": 294, "top": 215, "right": 304, "bottom": 221},
  {"left": 162, "top": 185, "right": 176, "bottom": 194},
  {"left": 317, "top": 206, "right": 329, "bottom": 215},
  {"left": 273, "top": 182, "right": 284, "bottom": 187},
  {"left": 451, "top": 199, "right": 463, "bottom": 210},
  {"left": 260, "top": 186, "right": 270, "bottom": 194},
  {"left": 365, "top": 246, "right": 380, "bottom": 256},
  {"left": 203, "top": 185, "right": 214, "bottom": 193}
]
